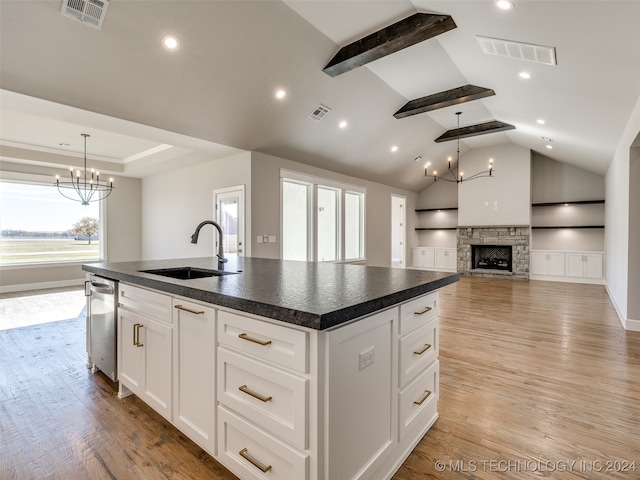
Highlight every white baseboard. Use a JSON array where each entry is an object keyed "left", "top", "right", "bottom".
[
  {"left": 604, "top": 282, "right": 632, "bottom": 330},
  {"left": 529, "top": 274, "right": 604, "bottom": 285},
  {"left": 626, "top": 318, "right": 640, "bottom": 332},
  {"left": 0, "top": 279, "right": 84, "bottom": 294}
]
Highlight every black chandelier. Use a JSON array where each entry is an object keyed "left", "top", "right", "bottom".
[
  {"left": 55, "top": 134, "right": 114, "bottom": 205},
  {"left": 424, "top": 112, "right": 494, "bottom": 183}
]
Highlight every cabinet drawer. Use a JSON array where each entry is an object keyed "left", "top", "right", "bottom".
[
  {"left": 218, "top": 348, "right": 307, "bottom": 449},
  {"left": 218, "top": 406, "right": 309, "bottom": 480},
  {"left": 399, "top": 360, "right": 439, "bottom": 440},
  {"left": 399, "top": 318, "right": 438, "bottom": 387},
  {"left": 119, "top": 283, "right": 172, "bottom": 324},
  {"left": 218, "top": 310, "right": 308, "bottom": 374},
  {"left": 399, "top": 292, "right": 438, "bottom": 335}
]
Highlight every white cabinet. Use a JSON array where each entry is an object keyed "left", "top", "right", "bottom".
[
  {"left": 434, "top": 248, "right": 456, "bottom": 270},
  {"left": 531, "top": 250, "right": 604, "bottom": 284},
  {"left": 117, "top": 282, "right": 444, "bottom": 480},
  {"left": 531, "top": 251, "right": 565, "bottom": 276},
  {"left": 217, "top": 309, "right": 311, "bottom": 480},
  {"left": 412, "top": 247, "right": 456, "bottom": 271},
  {"left": 566, "top": 253, "right": 603, "bottom": 279},
  {"left": 172, "top": 299, "right": 216, "bottom": 455},
  {"left": 327, "top": 308, "right": 396, "bottom": 480},
  {"left": 118, "top": 284, "right": 173, "bottom": 421},
  {"left": 412, "top": 247, "right": 434, "bottom": 268}
]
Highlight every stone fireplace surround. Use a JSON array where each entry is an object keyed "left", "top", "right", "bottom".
[{"left": 457, "top": 226, "right": 531, "bottom": 280}]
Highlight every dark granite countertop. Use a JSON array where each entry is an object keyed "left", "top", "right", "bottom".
[{"left": 82, "top": 257, "right": 458, "bottom": 330}]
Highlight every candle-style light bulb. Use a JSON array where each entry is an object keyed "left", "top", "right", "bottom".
[
  {"left": 460, "top": 172, "right": 464, "bottom": 182},
  {"left": 448, "top": 156, "right": 452, "bottom": 169}
]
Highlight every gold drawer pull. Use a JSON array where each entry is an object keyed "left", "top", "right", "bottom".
[
  {"left": 414, "top": 390, "right": 432, "bottom": 406},
  {"left": 174, "top": 304, "right": 204, "bottom": 315},
  {"left": 413, "top": 343, "right": 432, "bottom": 355},
  {"left": 239, "top": 384, "right": 272, "bottom": 403},
  {"left": 414, "top": 306, "right": 432, "bottom": 315},
  {"left": 239, "top": 448, "right": 272, "bottom": 473},
  {"left": 239, "top": 333, "right": 272, "bottom": 346}
]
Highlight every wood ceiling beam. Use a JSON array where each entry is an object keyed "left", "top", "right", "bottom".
[
  {"left": 394, "top": 84, "right": 495, "bottom": 119},
  {"left": 434, "top": 121, "right": 515, "bottom": 142},
  {"left": 323, "top": 13, "right": 457, "bottom": 77}
]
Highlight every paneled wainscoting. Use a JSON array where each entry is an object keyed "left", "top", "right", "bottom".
[{"left": 1, "top": 278, "right": 639, "bottom": 479}]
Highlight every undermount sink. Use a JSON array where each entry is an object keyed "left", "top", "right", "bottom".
[{"left": 140, "top": 266, "right": 239, "bottom": 280}]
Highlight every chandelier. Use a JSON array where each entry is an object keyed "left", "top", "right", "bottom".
[
  {"left": 55, "top": 134, "right": 114, "bottom": 205},
  {"left": 424, "top": 112, "right": 494, "bottom": 183}
]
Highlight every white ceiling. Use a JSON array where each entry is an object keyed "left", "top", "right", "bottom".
[{"left": 1, "top": 0, "right": 639, "bottom": 191}]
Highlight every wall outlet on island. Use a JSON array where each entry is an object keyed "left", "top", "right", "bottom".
[{"left": 359, "top": 346, "right": 375, "bottom": 370}]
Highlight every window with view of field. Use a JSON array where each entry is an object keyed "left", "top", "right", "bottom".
[{"left": 0, "top": 181, "right": 102, "bottom": 264}]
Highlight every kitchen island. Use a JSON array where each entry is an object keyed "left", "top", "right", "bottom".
[{"left": 83, "top": 257, "right": 458, "bottom": 480}]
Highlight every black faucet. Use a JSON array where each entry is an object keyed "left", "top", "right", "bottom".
[{"left": 190, "top": 220, "right": 228, "bottom": 270}]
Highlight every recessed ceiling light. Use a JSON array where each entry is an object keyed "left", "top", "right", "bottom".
[
  {"left": 338, "top": 120, "right": 348, "bottom": 129},
  {"left": 537, "top": 119, "right": 545, "bottom": 125},
  {"left": 275, "top": 89, "right": 286, "bottom": 99},
  {"left": 546, "top": 144, "right": 553, "bottom": 149},
  {"left": 162, "top": 35, "right": 179, "bottom": 51},
  {"left": 391, "top": 146, "right": 398, "bottom": 153},
  {"left": 519, "top": 71, "right": 531, "bottom": 79},
  {"left": 495, "top": 0, "right": 515, "bottom": 11}
]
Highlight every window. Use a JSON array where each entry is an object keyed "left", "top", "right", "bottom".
[
  {"left": 281, "top": 170, "right": 366, "bottom": 262},
  {"left": 0, "top": 179, "right": 104, "bottom": 265}
]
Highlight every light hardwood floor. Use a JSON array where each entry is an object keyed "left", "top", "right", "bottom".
[{"left": 1, "top": 277, "right": 639, "bottom": 479}]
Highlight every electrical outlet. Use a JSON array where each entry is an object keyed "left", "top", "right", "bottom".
[
  {"left": 359, "top": 346, "right": 375, "bottom": 370},
  {"left": 257, "top": 235, "right": 263, "bottom": 243},
  {"left": 268, "top": 235, "right": 276, "bottom": 243}
]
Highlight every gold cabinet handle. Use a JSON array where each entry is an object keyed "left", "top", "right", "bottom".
[
  {"left": 239, "top": 448, "right": 272, "bottom": 473},
  {"left": 414, "top": 306, "right": 432, "bottom": 315},
  {"left": 133, "top": 323, "right": 144, "bottom": 347},
  {"left": 413, "top": 343, "right": 432, "bottom": 355},
  {"left": 133, "top": 323, "right": 139, "bottom": 346},
  {"left": 239, "top": 384, "right": 272, "bottom": 403},
  {"left": 414, "top": 390, "right": 432, "bottom": 406},
  {"left": 239, "top": 333, "right": 272, "bottom": 346},
  {"left": 174, "top": 304, "right": 204, "bottom": 315}
]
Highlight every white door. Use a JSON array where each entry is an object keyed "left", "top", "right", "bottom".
[
  {"left": 215, "top": 186, "right": 245, "bottom": 257},
  {"left": 391, "top": 195, "right": 406, "bottom": 268}
]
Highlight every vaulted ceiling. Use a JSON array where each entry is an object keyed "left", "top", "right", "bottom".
[{"left": 1, "top": 1, "right": 639, "bottom": 191}]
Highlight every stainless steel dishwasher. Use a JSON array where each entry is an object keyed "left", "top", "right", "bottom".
[{"left": 86, "top": 275, "right": 118, "bottom": 382}]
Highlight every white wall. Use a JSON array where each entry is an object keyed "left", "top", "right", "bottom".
[
  {"left": 250, "top": 152, "right": 417, "bottom": 267},
  {"left": 458, "top": 144, "right": 531, "bottom": 226},
  {"left": 141, "top": 151, "right": 251, "bottom": 260},
  {"left": 0, "top": 161, "right": 141, "bottom": 291},
  {"left": 605, "top": 95, "right": 640, "bottom": 330}
]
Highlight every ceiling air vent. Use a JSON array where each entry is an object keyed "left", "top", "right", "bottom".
[
  {"left": 308, "top": 104, "right": 331, "bottom": 121},
  {"left": 61, "top": 0, "right": 110, "bottom": 30},
  {"left": 476, "top": 35, "right": 557, "bottom": 65}
]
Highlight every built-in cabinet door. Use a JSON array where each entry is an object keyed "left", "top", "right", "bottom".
[
  {"left": 173, "top": 300, "right": 216, "bottom": 455},
  {"left": 584, "top": 254, "right": 603, "bottom": 279},
  {"left": 547, "top": 253, "right": 565, "bottom": 276},
  {"left": 119, "top": 310, "right": 144, "bottom": 390},
  {"left": 530, "top": 252, "right": 548, "bottom": 276},
  {"left": 141, "top": 318, "right": 173, "bottom": 420},
  {"left": 565, "top": 254, "right": 585, "bottom": 277}
]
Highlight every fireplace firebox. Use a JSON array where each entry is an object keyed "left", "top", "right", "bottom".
[{"left": 471, "top": 245, "right": 512, "bottom": 272}]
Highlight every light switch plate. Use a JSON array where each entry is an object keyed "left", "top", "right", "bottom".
[
  {"left": 256, "top": 236, "right": 263, "bottom": 243},
  {"left": 268, "top": 236, "right": 276, "bottom": 243}
]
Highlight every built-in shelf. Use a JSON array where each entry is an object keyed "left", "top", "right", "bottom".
[
  {"left": 415, "top": 207, "right": 458, "bottom": 212},
  {"left": 531, "top": 200, "right": 604, "bottom": 207},
  {"left": 532, "top": 225, "right": 604, "bottom": 229},
  {"left": 415, "top": 227, "right": 458, "bottom": 231}
]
